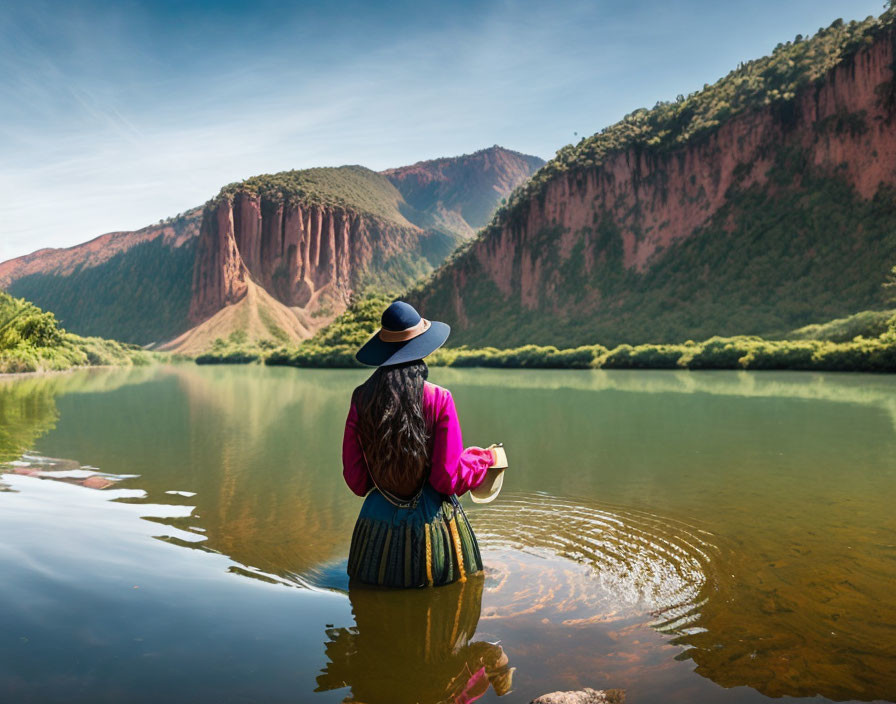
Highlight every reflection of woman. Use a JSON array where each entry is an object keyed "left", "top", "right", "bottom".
[
  {"left": 316, "top": 574, "right": 513, "bottom": 702},
  {"left": 342, "top": 301, "right": 503, "bottom": 588}
]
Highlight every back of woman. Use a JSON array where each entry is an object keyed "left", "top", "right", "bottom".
[{"left": 341, "top": 301, "right": 505, "bottom": 588}]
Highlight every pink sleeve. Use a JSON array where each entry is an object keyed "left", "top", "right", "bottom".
[
  {"left": 429, "top": 389, "right": 494, "bottom": 496},
  {"left": 342, "top": 403, "right": 372, "bottom": 497}
]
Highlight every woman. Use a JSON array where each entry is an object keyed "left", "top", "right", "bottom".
[{"left": 342, "top": 300, "right": 504, "bottom": 588}]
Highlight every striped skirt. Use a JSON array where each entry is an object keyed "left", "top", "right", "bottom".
[{"left": 347, "top": 483, "right": 483, "bottom": 588}]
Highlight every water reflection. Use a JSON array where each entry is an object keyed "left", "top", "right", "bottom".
[
  {"left": 0, "top": 377, "right": 58, "bottom": 463},
  {"left": 0, "top": 366, "right": 158, "bottom": 465},
  {"left": 317, "top": 576, "right": 514, "bottom": 703},
  {"left": 2, "top": 365, "right": 896, "bottom": 703},
  {"left": 1, "top": 453, "right": 137, "bottom": 490},
  {"left": 433, "top": 367, "right": 896, "bottom": 432}
]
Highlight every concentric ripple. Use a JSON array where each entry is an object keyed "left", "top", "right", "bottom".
[{"left": 468, "top": 492, "right": 719, "bottom": 635}]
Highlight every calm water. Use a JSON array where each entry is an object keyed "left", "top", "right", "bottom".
[{"left": 1, "top": 364, "right": 894, "bottom": 704}]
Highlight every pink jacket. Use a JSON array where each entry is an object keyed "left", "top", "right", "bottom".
[{"left": 342, "top": 381, "right": 494, "bottom": 497}]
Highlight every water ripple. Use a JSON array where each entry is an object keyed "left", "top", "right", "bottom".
[{"left": 469, "top": 492, "right": 719, "bottom": 634}]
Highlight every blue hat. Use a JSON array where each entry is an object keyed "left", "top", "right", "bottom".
[{"left": 355, "top": 301, "right": 450, "bottom": 367}]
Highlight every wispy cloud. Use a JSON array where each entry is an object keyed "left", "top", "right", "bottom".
[{"left": 0, "top": 0, "right": 883, "bottom": 261}]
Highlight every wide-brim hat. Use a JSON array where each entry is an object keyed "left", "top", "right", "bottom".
[
  {"left": 355, "top": 300, "right": 451, "bottom": 367},
  {"left": 470, "top": 445, "right": 508, "bottom": 504}
]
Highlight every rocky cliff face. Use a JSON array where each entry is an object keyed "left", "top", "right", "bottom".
[
  {"left": 182, "top": 156, "right": 546, "bottom": 349},
  {"left": 411, "top": 20, "right": 896, "bottom": 346},
  {"left": 189, "top": 189, "right": 430, "bottom": 327},
  {"left": 0, "top": 148, "right": 542, "bottom": 348}
]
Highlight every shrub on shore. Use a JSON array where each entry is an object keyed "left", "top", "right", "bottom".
[
  {"left": 266, "top": 344, "right": 359, "bottom": 368},
  {"left": 785, "top": 309, "right": 896, "bottom": 342},
  {"left": 1, "top": 292, "right": 149, "bottom": 374},
  {"left": 598, "top": 331, "right": 896, "bottom": 372},
  {"left": 430, "top": 344, "right": 604, "bottom": 368},
  {"left": 191, "top": 290, "right": 896, "bottom": 373},
  {"left": 194, "top": 332, "right": 896, "bottom": 373}
]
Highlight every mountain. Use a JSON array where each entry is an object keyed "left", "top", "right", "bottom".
[
  {"left": 0, "top": 210, "right": 200, "bottom": 346},
  {"left": 383, "top": 146, "right": 546, "bottom": 239},
  {"left": 173, "top": 165, "right": 457, "bottom": 354},
  {"left": 409, "top": 12, "right": 896, "bottom": 348},
  {"left": 0, "top": 147, "right": 543, "bottom": 351}
]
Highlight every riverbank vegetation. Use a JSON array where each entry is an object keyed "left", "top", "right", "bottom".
[
  {"left": 194, "top": 292, "right": 896, "bottom": 372},
  {"left": 0, "top": 292, "right": 149, "bottom": 374},
  {"left": 785, "top": 308, "right": 896, "bottom": 342}
]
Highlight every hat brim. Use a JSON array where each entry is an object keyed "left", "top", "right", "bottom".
[
  {"left": 355, "top": 320, "right": 451, "bottom": 367},
  {"left": 470, "top": 467, "right": 505, "bottom": 504}
]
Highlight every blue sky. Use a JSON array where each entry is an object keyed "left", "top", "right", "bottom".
[{"left": 0, "top": 0, "right": 886, "bottom": 261}]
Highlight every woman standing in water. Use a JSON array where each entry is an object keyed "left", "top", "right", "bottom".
[{"left": 342, "top": 300, "right": 506, "bottom": 587}]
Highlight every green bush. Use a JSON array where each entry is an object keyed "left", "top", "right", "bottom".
[
  {"left": 0, "top": 291, "right": 150, "bottom": 373},
  {"left": 266, "top": 344, "right": 361, "bottom": 368},
  {"left": 681, "top": 337, "right": 755, "bottom": 369},
  {"left": 739, "top": 340, "right": 819, "bottom": 370},
  {"left": 601, "top": 343, "right": 692, "bottom": 369},
  {"left": 428, "top": 344, "right": 604, "bottom": 368},
  {"left": 195, "top": 350, "right": 262, "bottom": 365},
  {"left": 786, "top": 309, "right": 896, "bottom": 342}
]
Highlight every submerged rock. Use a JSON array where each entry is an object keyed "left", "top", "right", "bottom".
[{"left": 531, "top": 688, "right": 625, "bottom": 704}]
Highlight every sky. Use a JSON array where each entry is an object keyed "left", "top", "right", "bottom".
[{"left": 0, "top": 0, "right": 887, "bottom": 261}]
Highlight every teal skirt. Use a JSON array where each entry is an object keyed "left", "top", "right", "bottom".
[{"left": 347, "top": 483, "right": 483, "bottom": 588}]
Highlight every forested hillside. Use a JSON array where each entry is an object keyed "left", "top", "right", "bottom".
[{"left": 409, "top": 11, "right": 896, "bottom": 347}]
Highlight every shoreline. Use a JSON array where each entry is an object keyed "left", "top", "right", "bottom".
[
  {"left": 0, "top": 365, "right": 119, "bottom": 381},
  {"left": 193, "top": 335, "right": 896, "bottom": 373},
  {"left": 0, "top": 360, "right": 162, "bottom": 382}
]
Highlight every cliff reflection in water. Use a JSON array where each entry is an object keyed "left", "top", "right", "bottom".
[{"left": 317, "top": 576, "right": 514, "bottom": 703}]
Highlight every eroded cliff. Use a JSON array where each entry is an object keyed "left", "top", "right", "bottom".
[
  {"left": 410, "top": 17, "right": 896, "bottom": 346},
  {"left": 1, "top": 148, "right": 542, "bottom": 349},
  {"left": 188, "top": 185, "right": 433, "bottom": 333}
]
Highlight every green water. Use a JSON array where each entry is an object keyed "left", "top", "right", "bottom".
[{"left": 1, "top": 364, "right": 894, "bottom": 703}]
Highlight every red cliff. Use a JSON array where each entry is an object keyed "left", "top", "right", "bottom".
[
  {"left": 411, "top": 18, "right": 896, "bottom": 346},
  {"left": 1, "top": 149, "right": 542, "bottom": 349},
  {"left": 188, "top": 189, "right": 430, "bottom": 327}
]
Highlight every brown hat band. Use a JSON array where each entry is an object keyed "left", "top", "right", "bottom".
[{"left": 378, "top": 318, "right": 431, "bottom": 342}]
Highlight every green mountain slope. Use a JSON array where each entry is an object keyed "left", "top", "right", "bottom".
[
  {"left": 7, "top": 237, "right": 196, "bottom": 346},
  {"left": 218, "top": 165, "right": 413, "bottom": 224}
]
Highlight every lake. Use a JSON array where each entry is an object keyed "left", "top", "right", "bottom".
[{"left": 1, "top": 364, "right": 894, "bottom": 704}]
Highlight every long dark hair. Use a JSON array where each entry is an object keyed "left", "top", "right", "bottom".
[{"left": 356, "top": 361, "right": 430, "bottom": 491}]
